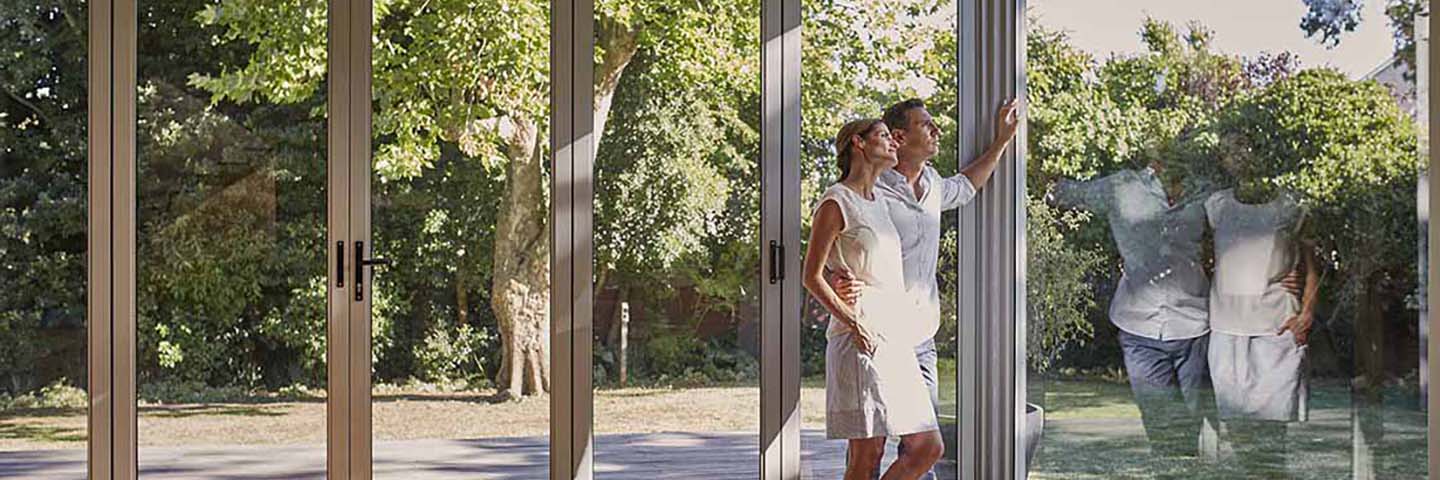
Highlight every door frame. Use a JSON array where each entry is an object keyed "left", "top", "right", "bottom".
[{"left": 84, "top": 0, "right": 1440, "bottom": 478}]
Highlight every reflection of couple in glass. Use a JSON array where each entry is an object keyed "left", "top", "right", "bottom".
[
  {"left": 1052, "top": 152, "right": 1319, "bottom": 477},
  {"left": 802, "top": 99, "right": 1020, "bottom": 480}
]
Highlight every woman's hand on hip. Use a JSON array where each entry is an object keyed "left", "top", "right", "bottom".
[
  {"left": 849, "top": 319, "right": 880, "bottom": 356},
  {"left": 1278, "top": 311, "right": 1315, "bottom": 346}
]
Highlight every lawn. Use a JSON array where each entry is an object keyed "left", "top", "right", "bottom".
[
  {"left": 0, "top": 385, "right": 832, "bottom": 451},
  {"left": 1027, "top": 377, "right": 1428, "bottom": 479},
  {"left": 1, "top": 367, "right": 1425, "bottom": 480}
]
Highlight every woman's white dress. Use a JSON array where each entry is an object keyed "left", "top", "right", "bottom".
[
  {"left": 816, "top": 184, "right": 939, "bottom": 439},
  {"left": 1205, "top": 189, "right": 1308, "bottom": 422}
]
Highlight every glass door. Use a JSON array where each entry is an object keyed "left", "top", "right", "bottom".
[
  {"left": 0, "top": 1, "right": 92, "bottom": 477},
  {"left": 799, "top": 1, "right": 963, "bottom": 477},
  {"left": 588, "top": 1, "right": 764, "bottom": 477},
  {"left": 1022, "top": 2, "right": 1432, "bottom": 478},
  {"left": 359, "top": 1, "right": 553, "bottom": 477},
  {"left": 131, "top": 0, "right": 334, "bottom": 477}
]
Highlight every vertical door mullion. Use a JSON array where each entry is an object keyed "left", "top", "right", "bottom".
[
  {"left": 87, "top": 0, "right": 115, "bottom": 477},
  {"left": 759, "top": 0, "right": 784, "bottom": 476},
  {"left": 112, "top": 0, "right": 138, "bottom": 476},
  {"left": 550, "top": 0, "right": 574, "bottom": 475},
  {"left": 551, "top": 0, "right": 594, "bottom": 477},
  {"left": 780, "top": 0, "right": 803, "bottom": 476},
  {"left": 348, "top": 0, "right": 375, "bottom": 477},
  {"left": 327, "top": 0, "right": 354, "bottom": 477},
  {"left": 762, "top": 0, "right": 804, "bottom": 477},
  {"left": 1429, "top": 7, "right": 1440, "bottom": 477},
  {"left": 956, "top": 0, "right": 1024, "bottom": 478}
]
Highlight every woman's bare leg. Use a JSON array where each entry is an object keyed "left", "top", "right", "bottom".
[
  {"left": 881, "top": 430, "right": 943, "bottom": 480},
  {"left": 845, "top": 437, "right": 886, "bottom": 480}
]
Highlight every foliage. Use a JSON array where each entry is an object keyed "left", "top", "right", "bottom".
[
  {"left": 0, "top": 1, "right": 89, "bottom": 395},
  {"left": 0, "top": 380, "right": 87, "bottom": 411},
  {"left": 1299, "top": 0, "right": 1427, "bottom": 73},
  {"left": 1299, "top": 0, "right": 1365, "bottom": 48},
  {"left": 415, "top": 323, "right": 497, "bottom": 387},
  {"left": 1025, "top": 200, "right": 1104, "bottom": 372},
  {"left": 1205, "top": 68, "right": 1421, "bottom": 332},
  {"left": 3, "top": 0, "right": 1426, "bottom": 398}
]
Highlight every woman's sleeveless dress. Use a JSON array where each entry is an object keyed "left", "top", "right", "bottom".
[{"left": 816, "top": 184, "right": 939, "bottom": 439}]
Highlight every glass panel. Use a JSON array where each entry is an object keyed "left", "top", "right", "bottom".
[
  {"left": 1024, "top": 2, "right": 1430, "bottom": 478},
  {"left": 0, "top": 1, "right": 89, "bottom": 477},
  {"left": 589, "top": 1, "right": 762, "bottom": 477},
  {"left": 367, "top": 2, "right": 551, "bottom": 478},
  {"left": 136, "top": 1, "right": 328, "bottom": 476},
  {"left": 800, "top": 1, "right": 961, "bottom": 478}
]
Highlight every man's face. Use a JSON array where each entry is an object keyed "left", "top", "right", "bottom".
[{"left": 893, "top": 107, "right": 940, "bottom": 162}]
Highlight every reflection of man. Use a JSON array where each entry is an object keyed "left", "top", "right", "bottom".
[
  {"left": 1051, "top": 162, "right": 1302, "bottom": 461},
  {"left": 832, "top": 98, "right": 1019, "bottom": 479},
  {"left": 1052, "top": 163, "right": 1214, "bottom": 460}
]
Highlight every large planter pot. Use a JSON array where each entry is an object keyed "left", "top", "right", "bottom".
[
  {"left": 937, "top": 403, "right": 1044, "bottom": 469},
  {"left": 1023, "top": 403, "right": 1045, "bottom": 469}
]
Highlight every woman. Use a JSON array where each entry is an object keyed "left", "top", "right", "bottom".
[
  {"left": 1205, "top": 171, "right": 1319, "bottom": 478},
  {"left": 802, "top": 119, "right": 942, "bottom": 480}
]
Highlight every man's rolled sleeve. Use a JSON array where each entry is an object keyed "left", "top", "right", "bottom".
[{"left": 940, "top": 173, "right": 978, "bottom": 211}]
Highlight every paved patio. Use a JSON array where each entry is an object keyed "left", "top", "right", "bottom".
[{"left": 0, "top": 430, "right": 959, "bottom": 479}]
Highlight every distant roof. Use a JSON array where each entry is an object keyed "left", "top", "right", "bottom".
[{"left": 1363, "top": 55, "right": 1416, "bottom": 118}]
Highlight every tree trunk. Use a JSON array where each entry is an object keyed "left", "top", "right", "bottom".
[
  {"left": 487, "top": 17, "right": 638, "bottom": 398},
  {"left": 456, "top": 272, "right": 470, "bottom": 327},
  {"left": 1353, "top": 270, "right": 1386, "bottom": 477},
  {"left": 594, "top": 17, "right": 640, "bottom": 146},
  {"left": 492, "top": 118, "right": 552, "bottom": 398}
]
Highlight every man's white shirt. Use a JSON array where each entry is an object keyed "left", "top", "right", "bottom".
[{"left": 875, "top": 166, "right": 977, "bottom": 324}]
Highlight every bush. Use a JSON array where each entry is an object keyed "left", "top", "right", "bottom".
[
  {"left": 598, "top": 327, "right": 759, "bottom": 387},
  {"left": 415, "top": 323, "right": 496, "bottom": 386},
  {"left": 0, "top": 380, "right": 87, "bottom": 411}
]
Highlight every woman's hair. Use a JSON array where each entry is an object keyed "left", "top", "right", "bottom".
[{"left": 834, "top": 118, "right": 883, "bottom": 181}]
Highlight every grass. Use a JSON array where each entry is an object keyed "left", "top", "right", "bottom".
[
  {"left": 0, "top": 385, "right": 831, "bottom": 451},
  {"left": 1028, "top": 376, "right": 1429, "bottom": 479},
  {"left": 1, "top": 370, "right": 1425, "bottom": 479}
]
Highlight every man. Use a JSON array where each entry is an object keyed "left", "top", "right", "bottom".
[{"left": 832, "top": 98, "right": 1019, "bottom": 479}]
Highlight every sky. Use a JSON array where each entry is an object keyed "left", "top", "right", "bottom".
[{"left": 1028, "top": 0, "right": 1399, "bottom": 78}]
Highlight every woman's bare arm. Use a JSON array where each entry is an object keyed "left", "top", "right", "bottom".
[
  {"left": 802, "top": 201, "right": 875, "bottom": 353},
  {"left": 803, "top": 201, "right": 858, "bottom": 324}
]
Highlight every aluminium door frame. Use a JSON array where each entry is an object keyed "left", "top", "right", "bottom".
[
  {"left": 329, "top": 0, "right": 358, "bottom": 478},
  {"left": 762, "top": 0, "right": 803, "bottom": 479},
  {"left": 552, "top": 0, "right": 596, "bottom": 477},
  {"left": 81, "top": 0, "right": 1440, "bottom": 477},
  {"left": 1422, "top": 3, "right": 1434, "bottom": 475},
  {"left": 956, "top": 0, "right": 1025, "bottom": 478},
  {"left": 88, "top": 0, "right": 116, "bottom": 477},
  {"left": 93, "top": 0, "right": 359, "bottom": 477}
]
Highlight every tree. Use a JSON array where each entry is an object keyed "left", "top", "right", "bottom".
[
  {"left": 1025, "top": 19, "right": 1281, "bottom": 369},
  {"left": 197, "top": 0, "right": 765, "bottom": 397},
  {"left": 1300, "top": 0, "right": 1427, "bottom": 72},
  {"left": 1205, "top": 67, "right": 1420, "bottom": 459},
  {"left": 0, "top": 1, "right": 89, "bottom": 393}
]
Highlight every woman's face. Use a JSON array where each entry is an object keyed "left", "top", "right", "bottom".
[{"left": 856, "top": 124, "right": 899, "bottom": 169}]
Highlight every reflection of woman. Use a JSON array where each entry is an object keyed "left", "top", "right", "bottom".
[
  {"left": 802, "top": 119, "right": 942, "bottom": 480},
  {"left": 1205, "top": 180, "right": 1319, "bottom": 478}
]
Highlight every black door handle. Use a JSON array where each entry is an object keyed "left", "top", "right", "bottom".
[
  {"left": 354, "top": 241, "right": 392, "bottom": 301},
  {"left": 769, "top": 241, "right": 784, "bottom": 284},
  {"left": 336, "top": 241, "right": 345, "bottom": 288}
]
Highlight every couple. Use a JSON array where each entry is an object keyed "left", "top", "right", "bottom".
[
  {"left": 1054, "top": 154, "right": 1319, "bottom": 477},
  {"left": 802, "top": 98, "right": 1020, "bottom": 480}
]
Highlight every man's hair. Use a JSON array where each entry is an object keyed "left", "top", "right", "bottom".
[{"left": 882, "top": 98, "right": 927, "bottom": 132}]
